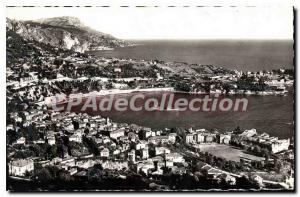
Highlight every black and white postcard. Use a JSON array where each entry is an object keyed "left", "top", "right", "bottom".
[{"left": 5, "top": 4, "right": 295, "bottom": 192}]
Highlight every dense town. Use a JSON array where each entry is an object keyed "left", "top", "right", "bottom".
[
  {"left": 6, "top": 28, "right": 294, "bottom": 191},
  {"left": 7, "top": 110, "right": 294, "bottom": 191}
]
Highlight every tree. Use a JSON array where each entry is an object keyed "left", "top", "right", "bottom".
[
  {"left": 7, "top": 129, "right": 18, "bottom": 144},
  {"left": 36, "top": 168, "right": 52, "bottom": 182},
  {"left": 24, "top": 170, "right": 33, "bottom": 178},
  {"left": 94, "top": 164, "right": 103, "bottom": 170},
  {"left": 161, "top": 166, "right": 172, "bottom": 174},
  {"left": 127, "top": 81, "right": 137, "bottom": 88},
  {"left": 253, "top": 145, "right": 262, "bottom": 156},
  {"left": 58, "top": 170, "right": 71, "bottom": 182},
  {"left": 274, "top": 157, "right": 283, "bottom": 173},
  {"left": 235, "top": 126, "right": 242, "bottom": 134},
  {"left": 88, "top": 167, "right": 103, "bottom": 182}
]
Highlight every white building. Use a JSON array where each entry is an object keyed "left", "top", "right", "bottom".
[
  {"left": 155, "top": 147, "right": 171, "bottom": 156},
  {"left": 141, "top": 127, "right": 152, "bottom": 139},
  {"left": 100, "top": 148, "right": 110, "bottom": 158},
  {"left": 6, "top": 124, "right": 14, "bottom": 131},
  {"left": 16, "top": 137, "right": 26, "bottom": 145},
  {"left": 240, "top": 129, "right": 257, "bottom": 138},
  {"left": 76, "top": 160, "right": 96, "bottom": 169},
  {"left": 205, "top": 134, "right": 214, "bottom": 143},
  {"left": 270, "top": 139, "right": 290, "bottom": 153},
  {"left": 137, "top": 161, "right": 155, "bottom": 175},
  {"left": 110, "top": 128, "right": 125, "bottom": 139},
  {"left": 113, "top": 149, "right": 121, "bottom": 155},
  {"left": 136, "top": 140, "right": 148, "bottom": 150},
  {"left": 8, "top": 159, "right": 34, "bottom": 176},
  {"left": 47, "top": 136, "right": 56, "bottom": 145},
  {"left": 102, "top": 161, "right": 128, "bottom": 170},
  {"left": 168, "top": 133, "right": 177, "bottom": 144},
  {"left": 185, "top": 133, "right": 194, "bottom": 144},
  {"left": 250, "top": 174, "right": 263, "bottom": 187},
  {"left": 195, "top": 133, "right": 205, "bottom": 143},
  {"left": 69, "top": 134, "right": 82, "bottom": 143},
  {"left": 60, "top": 157, "right": 76, "bottom": 167},
  {"left": 148, "top": 136, "right": 169, "bottom": 145},
  {"left": 69, "top": 168, "right": 78, "bottom": 175},
  {"left": 217, "top": 174, "right": 236, "bottom": 185},
  {"left": 141, "top": 148, "right": 149, "bottom": 159},
  {"left": 103, "top": 136, "right": 111, "bottom": 144},
  {"left": 33, "top": 139, "right": 45, "bottom": 144},
  {"left": 165, "top": 153, "right": 185, "bottom": 163},
  {"left": 128, "top": 149, "right": 136, "bottom": 163},
  {"left": 218, "top": 133, "right": 231, "bottom": 144},
  {"left": 114, "top": 68, "right": 121, "bottom": 73}
]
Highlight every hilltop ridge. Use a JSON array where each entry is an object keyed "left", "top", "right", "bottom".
[{"left": 6, "top": 16, "right": 129, "bottom": 52}]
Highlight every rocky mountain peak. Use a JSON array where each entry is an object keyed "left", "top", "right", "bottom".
[
  {"left": 33, "top": 16, "right": 86, "bottom": 28},
  {"left": 6, "top": 16, "right": 130, "bottom": 53}
]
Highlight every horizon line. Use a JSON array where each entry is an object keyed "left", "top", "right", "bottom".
[{"left": 125, "top": 38, "right": 293, "bottom": 41}]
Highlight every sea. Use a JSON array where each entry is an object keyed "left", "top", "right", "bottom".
[
  {"left": 89, "top": 39, "right": 293, "bottom": 71},
  {"left": 87, "top": 40, "right": 294, "bottom": 139}
]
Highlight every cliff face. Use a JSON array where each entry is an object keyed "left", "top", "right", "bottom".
[{"left": 6, "top": 16, "right": 129, "bottom": 52}]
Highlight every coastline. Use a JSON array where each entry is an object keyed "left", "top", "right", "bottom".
[
  {"left": 44, "top": 86, "right": 291, "bottom": 105},
  {"left": 44, "top": 87, "right": 175, "bottom": 105},
  {"left": 87, "top": 40, "right": 293, "bottom": 72}
]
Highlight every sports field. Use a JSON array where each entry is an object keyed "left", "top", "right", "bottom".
[{"left": 195, "top": 143, "right": 264, "bottom": 162}]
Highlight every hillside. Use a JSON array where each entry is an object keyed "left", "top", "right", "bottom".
[{"left": 6, "top": 16, "right": 129, "bottom": 52}]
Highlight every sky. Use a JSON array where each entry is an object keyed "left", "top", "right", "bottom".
[{"left": 6, "top": 6, "right": 293, "bottom": 40}]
